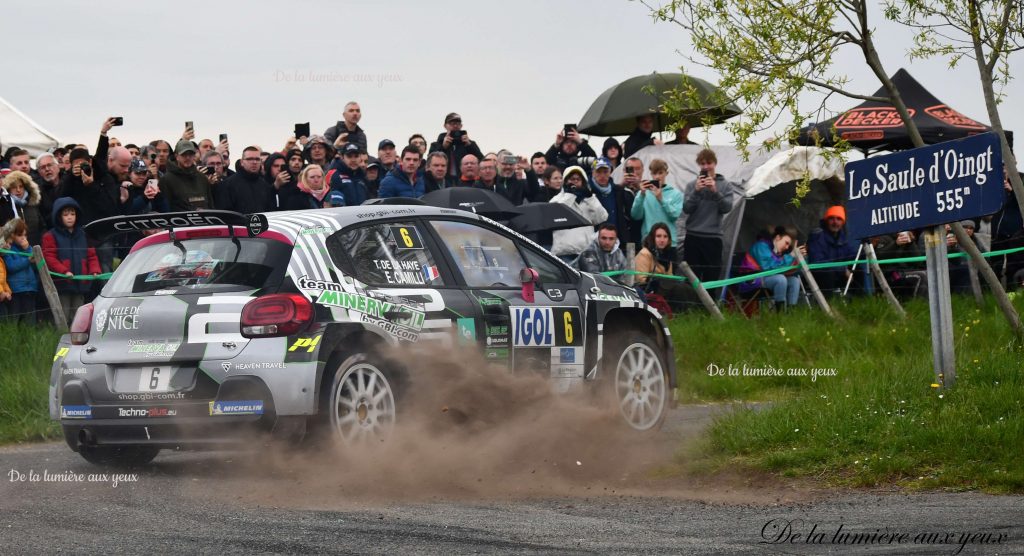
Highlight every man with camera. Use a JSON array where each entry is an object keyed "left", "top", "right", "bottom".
[
  {"left": 494, "top": 150, "right": 528, "bottom": 205},
  {"left": 630, "top": 158, "right": 683, "bottom": 249},
  {"left": 682, "top": 148, "right": 735, "bottom": 286},
  {"left": 544, "top": 125, "right": 598, "bottom": 171},
  {"left": 160, "top": 140, "right": 214, "bottom": 212},
  {"left": 429, "top": 113, "right": 484, "bottom": 180},
  {"left": 124, "top": 158, "right": 168, "bottom": 215},
  {"left": 323, "top": 101, "right": 367, "bottom": 153}
]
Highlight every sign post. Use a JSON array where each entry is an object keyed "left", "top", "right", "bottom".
[{"left": 844, "top": 132, "right": 1004, "bottom": 389}]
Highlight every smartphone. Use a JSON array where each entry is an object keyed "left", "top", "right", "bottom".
[
  {"left": 625, "top": 167, "right": 634, "bottom": 175},
  {"left": 185, "top": 121, "right": 194, "bottom": 134},
  {"left": 699, "top": 169, "right": 709, "bottom": 178},
  {"left": 295, "top": 122, "right": 310, "bottom": 138},
  {"left": 650, "top": 180, "right": 661, "bottom": 188},
  {"left": 111, "top": 117, "right": 124, "bottom": 127},
  {"left": 563, "top": 123, "right": 577, "bottom": 136},
  {"left": 219, "top": 133, "right": 228, "bottom": 143},
  {"left": 502, "top": 155, "right": 517, "bottom": 165}
]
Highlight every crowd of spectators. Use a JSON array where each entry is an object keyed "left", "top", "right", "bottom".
[{"left": 0, "top": 100, "right": 1021, "bottom": 321}]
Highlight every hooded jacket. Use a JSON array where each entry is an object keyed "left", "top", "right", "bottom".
[
  {"left": 218, "top": 166, "right": 275, "bottom": 214},
  {"left": 262, "top": 153, "right": 292, "bottom": 210},
  {"left": 161, "top": 161, "right": 214, "bottom": 212},
  {"left": 1, "top": 220, "right": 37, "bottom": 294},
  {"left": 2, "top": 173, "right": 45, "bottom": 245},
  {"left": 549, "top": 167, "right": 609, "bottom": 257},
  {"left": 42, "top": 197, "right": 100, "bottom": 293},
  {"left": 682, "top": 174, "right": 734, "bottom": 237},
  {"left": 630, "top": 182, "right": 684, "bottom": 246},
  {"left": 544, "top": 141, "right": 598, "bottom": 171},
  {"left": 378, "top": 168, "right": 425, "bottom": 199}
]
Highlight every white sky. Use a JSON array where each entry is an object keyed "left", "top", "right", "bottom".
[{"left": 8, "top": 0, "right": 1022, "bottom": 164}]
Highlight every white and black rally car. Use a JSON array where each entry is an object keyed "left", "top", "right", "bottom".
[{"left": 50, "top": 207, "right": 676, "bottom": 466}]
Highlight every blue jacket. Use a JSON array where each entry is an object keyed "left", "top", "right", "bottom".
[
  {"left": 2, "top": 243, "right": 38, "bottom": 293},
  {"left": 328, "top": 165, "right": 370, "bottom": 206},
  {"left": 378, "top": 169, "right": 425, "bottom": 199},
  {"left": 807, "top": 220, "right": 858, "bottom": 272}
]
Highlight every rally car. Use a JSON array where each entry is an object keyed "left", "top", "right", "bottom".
[{"left": 51, "top": 207, "right": 677, "bottom": 466}]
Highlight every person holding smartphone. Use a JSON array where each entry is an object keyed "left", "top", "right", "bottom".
[
  {"left": 630, "top": 158, "right": 683, "bottom": 249},
  {"left": 682, "top": 148, "right": 736, "bottom": 290}
]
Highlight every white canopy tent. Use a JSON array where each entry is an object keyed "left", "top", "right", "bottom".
[{"left": 0, "top": 96, "right": 60, "bottom": 157}]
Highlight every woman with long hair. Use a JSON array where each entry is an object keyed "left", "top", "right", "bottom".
[{"left": 739, "top": 226, "right": 806, "bottom": 308}]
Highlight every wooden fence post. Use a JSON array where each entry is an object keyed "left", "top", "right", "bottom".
[
  {"left": 32, "top": 245, "right": 68, "bottom": 332},
  {"left": 678, "top": 262, "right": 724, "bottom": 321}
]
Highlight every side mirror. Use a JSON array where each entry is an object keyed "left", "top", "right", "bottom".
[{"left": 520, "top": 267, "right": 539, "bottom": 303}]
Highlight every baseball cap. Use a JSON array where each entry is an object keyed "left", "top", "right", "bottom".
[
  {"left": 174, "top": 139, "right": 197, "bottom": 156},
  {"left": 593, "top": 157, "right": 612, "bottom": 171},
  {"left": 378, "top": 139, "right": 395, "bottom": 150},
  {"left": 129, "top": 158, "right": 148, "bottom": 174},
  {"left": 444, "top": 112, "right": 462, "bottom": 124},
  {"left": 342, "top": 143, "right": 361, "bottom": 156}
]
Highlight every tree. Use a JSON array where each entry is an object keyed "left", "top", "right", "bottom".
[
  {"left": 643, "top": 0, "right": 1023, "bottom": 339},
  {"left": 887, "top": 0, "right": 1024, "bottom": 224}
]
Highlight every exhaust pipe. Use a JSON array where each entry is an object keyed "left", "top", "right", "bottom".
[{"left": 77, "top": 428, "right": 96, "bottom": 449}]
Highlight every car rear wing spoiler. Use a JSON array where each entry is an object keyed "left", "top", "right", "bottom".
[{"left": 85, "top": 210, "right": 252, "bottom": 240}]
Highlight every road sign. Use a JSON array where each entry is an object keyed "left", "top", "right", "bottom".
[{"left": 844, "top": 132, "right": 1004, "bottom": 240}]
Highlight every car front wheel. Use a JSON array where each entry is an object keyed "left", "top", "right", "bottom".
[{"left": 607, "top": 334, "right": 669, "bottom": 432}]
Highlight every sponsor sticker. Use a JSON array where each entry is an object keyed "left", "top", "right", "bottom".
[
  {"left": 117, "top": 407, "right": 178, "bottom": 418},
  {"left": 316, "top": 290, "right": 425, "bottom": 341},
  {"left": 510, "top": 307, "right": 581, "bottom": 347},
  {"left": 586, "top": 292, "right": 636, "bottom": 303},
  {"left": 485, "top": 348, "right": 510, "bottom": 360},
  {"left": 62, "top": 367, "right": 87, "bottom": 376},
  {"left": 551, "top": 364, "right": 585, "bottom": 378},
  {"left": 298, "top": 275, "right": 343, "bottom": 292},
  {"left": 288, "top": 335, "right": 322, "bottom": 353},
  {"left": 558, "top": 347, "right": 577, "bottom": 364},
  {"left": 60, "top": 405, "right": 92, "bottom": 419},
  {"left": 456, "top": 318, "right": 476, "bottom": 345},
  {"left": 53, "top": 347, "right": 69, "bottom": 362},
  {"left": 209, "top": 400, "right": 265, "bottom": 416}
]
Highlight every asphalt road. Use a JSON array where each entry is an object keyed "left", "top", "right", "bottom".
[{"left": 1, "top": 405, "right": 1020, "bottom": 555}]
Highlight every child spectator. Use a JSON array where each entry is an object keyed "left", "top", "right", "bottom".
[
  {"left": 0, "top": 251, "right": 10, "bottom": 319},
  {"left": 630, "top": 158, "right": 684, "bottom": 248},
  {"left": 1, "top": 218, "right": 39, "bottom": 323},
  {"left": 42, "top": 198, "right": 99, "bottom": 320}
]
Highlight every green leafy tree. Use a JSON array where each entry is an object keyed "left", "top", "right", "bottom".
[{"left": 643, "top": 0, "right": 1022, "bottom": 338}]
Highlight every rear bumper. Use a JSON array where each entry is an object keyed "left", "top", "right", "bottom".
[{"left": 58, "top": 374, "right": 307, "bottom": 450}]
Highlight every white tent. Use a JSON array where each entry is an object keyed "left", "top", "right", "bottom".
[{"left": 0, "top": 96, "right": 60, "bottom": 157}]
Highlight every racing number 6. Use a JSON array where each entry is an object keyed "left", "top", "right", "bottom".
[
  {"left": 149, "top": 368, "right": 160, "bottom": 390},
  {"left": 563, "top": 311, "right": 573, "bottom": 344},
  {"left": 399, "top": 227, "right": 414, "bottom": 248}
]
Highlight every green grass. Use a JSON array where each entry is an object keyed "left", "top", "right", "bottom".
[
  {"left": 669, "top": 295, "right": 1024, "bottom": 493},
  {"left": 0, "top": 322, "right": 63, "bottom": 444}
]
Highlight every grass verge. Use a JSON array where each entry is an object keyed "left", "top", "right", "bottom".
[
  {"left": 669, "top": 295, "right": 1024, "bottom": 493},
  {"left": 0, "top": 322, "right": 63, "bottom": 444}
]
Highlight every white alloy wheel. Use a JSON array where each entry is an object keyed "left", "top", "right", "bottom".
[
  {"left": 614, "top": 341, "right": 667, "bottom": 431},
  {"left": 331, "top": 362, "right": 396, "bottom": 444}
]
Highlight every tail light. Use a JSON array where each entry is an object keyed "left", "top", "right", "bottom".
[
  {"left": 240, "top": 294, "right": 312, "bottom": 338},
  {"left": 70, "top": 303, "right": 94, "bottom": 345}
]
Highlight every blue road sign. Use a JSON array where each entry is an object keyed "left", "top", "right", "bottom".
[{"left": 844, "top": 132, "right": 1005, "bottom": 240}]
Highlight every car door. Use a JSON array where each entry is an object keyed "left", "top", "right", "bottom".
[
  {"left": 423, "top": 218, "right": 585, "bottom": 381},
  {"left": 325, "top": 219, "right": 477, "bottom": 349}
]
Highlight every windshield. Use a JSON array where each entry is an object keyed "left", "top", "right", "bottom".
[{"left": 102, "top": 238, "right": 291, "bottom": 297}]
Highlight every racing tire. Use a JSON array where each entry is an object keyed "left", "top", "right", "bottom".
[
  {"left": 603, "top": 333, "right": 670, "bottom": 432},
  {"left": 325, "top": 353, "right": 400, "bottom": 448},
  {"left": 77, "top": 445, "right": 161, "bottom": 468}
]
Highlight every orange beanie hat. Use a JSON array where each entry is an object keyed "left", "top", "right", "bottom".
[{"left": 824, "top": 205, "right": 846, "bottom": 222}]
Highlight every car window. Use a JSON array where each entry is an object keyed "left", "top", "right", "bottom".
[
  {"left": 331, "top": 221, "right": 444, "bottom": 287},
  {"left": 521, "top": 246, "right": 569, "bottom": 284},
  {"left": 102, "top": 238, "right": 290, "bottom": 296},
  {"left": 430, "top": 220, "right": 526, "bottom": 288}
]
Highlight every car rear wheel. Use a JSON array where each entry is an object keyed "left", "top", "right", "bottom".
[
  {"left": 606, "top": 334, "right": 669, "bottom": 432},
  {"left": 328, "top": 354, "right": 398, "bottom": 447},
  {"left": 77, "top": 445, "right": 161, "bottom": 467}
]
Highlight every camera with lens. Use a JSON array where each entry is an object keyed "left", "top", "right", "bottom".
[
  {"left": 573, "top": 156, "right": 596, "bottom": 168},
  {"left": 450, "top": 130, "right": 465, "bottom": 141},
  {"left": 79, "top": 162, "right": 92, "bottom": 175}
]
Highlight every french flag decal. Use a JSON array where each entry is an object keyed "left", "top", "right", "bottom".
[{"left": 422, "top": 265, "right": 440, "bottom": 282}]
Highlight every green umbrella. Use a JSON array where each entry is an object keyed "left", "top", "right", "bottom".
[{"left": 577, "top": 72, "right": 740, "bottom": 136}]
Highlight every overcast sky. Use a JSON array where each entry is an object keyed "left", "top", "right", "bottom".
[{"left": 8, "top": 0, "right": 1022, "bottom": 163}]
